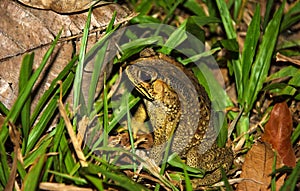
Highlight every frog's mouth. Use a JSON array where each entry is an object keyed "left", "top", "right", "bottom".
[{"left": 133, "top": 82, "right": 154, "bottom": 101}]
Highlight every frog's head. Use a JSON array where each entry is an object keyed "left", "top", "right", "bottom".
[{"left": 125, "top": 63, "right": 158, "bottom": 100}]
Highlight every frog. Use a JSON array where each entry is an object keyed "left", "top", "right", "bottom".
[{"left": 125, "top": 49, "right": 233, "bottom": 188}]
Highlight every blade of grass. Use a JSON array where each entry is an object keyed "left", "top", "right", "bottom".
[
  {"left": 0, "top": 31, "right": 62, "bottom": 143},
  {"left": 183, "top": 166, "right": 192, "bottom": 191},
  {"left": 241, "top": 5, "right": 261, "bottom": 104},
  {"left": 73, "top": 6, "right": 93, "bottom": 125},
  {"left": 183, "top": 0, "right": 206, "bottom": 17},
  {"left": 233, "top": 0, "right": 242, "bottom": 21},
  {"left": 24, "top": 139, "right": 52, "bottom": 168},
  {"left": 279, "top": 160, "right": 300, "bottom": 191},
  {"left": 26, "top": 71, "right": 74, "bottom": 154},
  {"left": 266, "top": 66, "right": 299, "bottom": 81},
  {"left": 102, "top": 72, "right": 108, "bottom": 155},
  {"left": 19, "top": 53, "right": 34, "bottom": 151},
  {"left": 244, "top": 2, "right": 285, "bottom": 113},
  {"left": 30, "top": 55, "right": 77, "bottom": 126},
  {"left": 82, "top": 164, "right": 150, "bottom": 191},
  {"left": 159, "top": 23, "right": 187, "bottom": 55},
  {"left": 215, "top": 0, "right": 243, "bottom": 101},
  {"left": 280, "top": 1, "right": 300, "bottom": 32},
  {"left": 47, "top": 170, "right": 88, "bottom": 184},
  {"left": 262, "top": 0, "right": 274, "bottom": 31},
  {"left": 0, "top": 140, "right": 9, "bottom": 188},
  {"left": 0, "top": 102, "right": 9, "bottom": 115},
  {"left": 86, "top": 13, "right": 117, "bottom": 113},
  {"left": 162, "top": 0, "right": 184, "bottom": 23},
  {"left": 84, "top": 174, "right": 104, "bottom": 191},
  {"left": 22, "top": 154, "right": 46, "bottom": 191},
  {"left": 59, "top": 134, "right": 77, "bottom": 174},
  {"left": 3, "top": 31, "right": 62, "bottom": 125},
  {"left": 126, "top": 94, "right": 136, "bottom": 172},
  {"left": 87, "top": 42, "right": 108, "bottom": 114},
  {"left": 42, "top": 119, "right": 65, "bottom": 181}
]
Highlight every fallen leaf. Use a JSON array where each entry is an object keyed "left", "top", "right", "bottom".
[
  {"left": 237, "top": 142, "right": 285, "bottom": 191},
  {"left": 18, "top": 0, "right": 110, "bottom": 13},
  {"left": 0, "top": 0, "right": 132, "bottom": 110},
  {"left": 276, "top": 52, "right": 300, "bottom": 66},
  {"left": 262, "top": 102, "right": 296, "bottom": 167}
]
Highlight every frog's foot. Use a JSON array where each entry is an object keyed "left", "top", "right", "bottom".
[
  {"left": 190, "top": 168, "right": 224, "bottom": 189},
  {"left": 186, "top": 145, "right": 233, "bottom": 187}
]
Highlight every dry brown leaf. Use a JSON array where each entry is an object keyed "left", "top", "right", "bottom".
[
  {"left": 276, "top": 52, "right": 300, "bottom": 66},
  {"left": 18, "top": 0, "right": 110, "bottom": 13},
  {"left": 237, "top": 142, "right": 285, "bottom": 191},
  {"left": 0, "top": 0, "right": 132, "bottom": 110},
  {"left": 39, "top": 182, "right": 93, "bottom": 191},
  {"left": 262, "top": 102, "right": 296, "bottom": 167}
]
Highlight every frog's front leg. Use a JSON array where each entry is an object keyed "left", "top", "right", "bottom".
[
  {"left": 186, "top": 144, "right": 233, "bottom": 187},
  {"left": 145, "top": 80, "right": 181, "bottom": 164},
  {"left": 130, "top": 104, "right": 149, "bottom": 138}
]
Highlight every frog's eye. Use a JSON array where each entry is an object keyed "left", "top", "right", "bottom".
[{"left": 139, "top": 70, "right": 153, "bottom": 83}]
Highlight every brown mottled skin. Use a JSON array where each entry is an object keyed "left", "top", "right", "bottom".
[{"left": 125, "top": 49, "right": 233, "bottom": 188}]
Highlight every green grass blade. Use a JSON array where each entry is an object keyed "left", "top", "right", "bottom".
[
  {"left": 192, "top": 65, "right": 233, "bottom": 111},
  {"left": 30, "top": 56, "right": 77, "bottom": 126},
  {"left": 267, "top": 66, "right": 299, "bottom": 81},
  {"left": 0, "top": 140, "right": 9, "bottom": 187},
  {"left": 291, "top": 123, "right": 300, "bottom": 145},
  {"left": 215, "top": 0, "right": 243, "bottom": 101},
  {"left": 22, "top": 154, "right": 46, "bottom": 191},
  {"left": 215, "top": 0, "right": 236, "bottom": 39},
  {"left": 280, "top": 1, "right": 300, "bottom": 32},
  {"left": 262, "top": 0, "right": 274, "bottom": 31},
  {"left": 279, "top": 160, "right": 300, "bottom": 191},
  {"left": 47, "top": 170, "right": 88, "bottom": 183},
  {"left": 87, "top": 42, "right": 108, "bottom": 113},
  {"left": 84, "top": 174, "right": 104, "bottom": 190},
  {"left": 82, "top": 164, "right": 150, "bottom": 191},
  {"left": 4, "top": 31, "right": 62, "bottom": 125},
  {"left": 19, "top": 53, "right": 34, "bottom": 150},
  {"left": 73, "top": 6, "right": 92, "bottom": 122},
  {"left": 0, "top": 31, "right": 62, "bottom": 145},
  {"left": 241, "top": 5, "right": 261, "bottom": 104},
  {"left": 42, "top": 119, "right": 65, "bottom": 181},
  {"left": 159, "top": 23, "right": 187, "bottom": 55},
  {"left": 106, "top": 11, "right": 116, "bottom": 33},
  {"left": 162, "top": 0, "right": 184, "bottom": 23},
  {"left": 233, "top": 0, "right": 242, "bottom": 21},
  {"left": 244, "top": 2, "right": 285, "bottom": 113},
  {"left": 103, "top": 73, "right": 108, "bottom": 149},
  {"left": 0, "top": 102, "right": 9, "bottom": 115},
  {"left": 24, "top": 139, "right": 52, "bottom": 168},
  {"left": 126, "top": 95, "right": 136, "bottom": 172},
  {"left": 108, "top": 96, "right": 140, "bottom": 133},
  {"left": 26, "top": 72, "right": 74, "bottom": 153},
  {"left": 183, "top": 167, "right": 192, "bottom": 191},
  {"left": 183, "top": 0, "right": 206, "bottom": 16}
]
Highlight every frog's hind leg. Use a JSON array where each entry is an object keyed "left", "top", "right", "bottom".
[{"left": 186, "top": 144, "right": 233, "bottom": 187}]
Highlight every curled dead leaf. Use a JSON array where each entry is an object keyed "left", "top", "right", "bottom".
[
  {"left": 262, "top": 102, "right": 296, "bottom": 167},
  {"left": 18, "top": 0, "right": 111, "bottom": 13}
]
